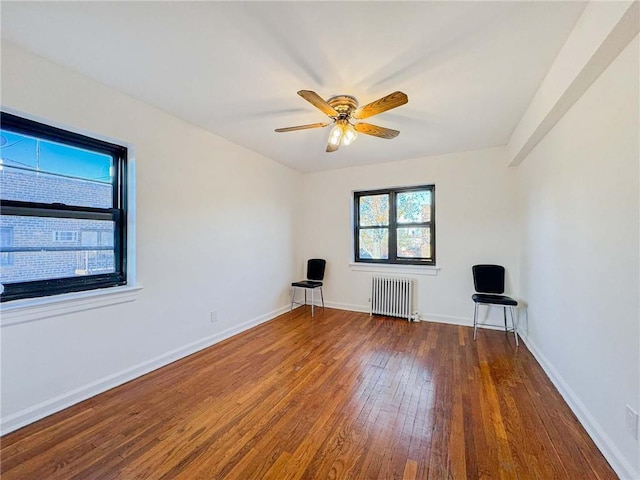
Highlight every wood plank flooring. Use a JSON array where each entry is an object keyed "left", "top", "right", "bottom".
[{"left": 1, "top": 308, "right": 617, "bottom": 479}]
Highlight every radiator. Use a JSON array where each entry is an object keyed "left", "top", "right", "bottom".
[{"left": 370, "top": 276, "right": 413, "bottom": 321}]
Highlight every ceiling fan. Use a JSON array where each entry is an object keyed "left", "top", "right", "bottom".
[{"left": 275, "top": 90, "right": 408, "bottom": 153}]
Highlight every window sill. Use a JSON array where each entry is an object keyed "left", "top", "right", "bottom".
[
  {"left": 0, "top": 285, "right": 143, "bottom": 327},
  {"left": 349, "top": 263, "right": 440, "bottom": 276}
]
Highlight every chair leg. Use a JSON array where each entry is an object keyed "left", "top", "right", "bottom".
[
  {"left": 290, "top": 287, "right": 296, "bottom": 312},
  {"left": 311, "top": 288, "right": 315, "bottom": 317},
  {"left": 503, "top": 307, "right": 508, "bottom": 333},
  {"left": 510, "top": 306, "right": 519, "bottom": 347},
  {"left": 320, "top": 287, "right": 324, "bottom": 309},
  {"left": 473, "top": 303, "right": 479, "bottom": 340}
]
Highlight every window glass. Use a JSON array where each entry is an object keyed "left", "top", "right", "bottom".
[
  {"left": 359, "top": 194, "right": 389, "bottom": 226},
  {"left": 397, "top": 227, "right": 431, "bottom": 259},
  {"left": 359, "top": 229, "right": 389, "bottom": 260},
  {"left": 0, "top": 216, "right": 115, "bottom": 284},
  {"left": 0, "top": 130, "right": 113, "bottom": 208},
  {"left": 397, "top": 191, "right": 431, "bottom": 223}
]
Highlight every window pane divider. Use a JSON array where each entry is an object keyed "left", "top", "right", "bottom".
[
  {"left": 2, "top": 246, "right": 115, "bottom": 253},
  {"left": 396, "top": 222, "right": 431, "bottom": 227},
  {"left": 1, "top": 201, "right": 119, "bottom": 223}
]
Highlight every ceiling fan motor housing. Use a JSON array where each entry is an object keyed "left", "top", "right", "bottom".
[{"left": 327, "top": 95, "right": 359, "bottom": 118}]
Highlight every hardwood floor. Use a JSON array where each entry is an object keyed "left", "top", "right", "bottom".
[{"left": 1, "top": 308, "right": 617, "bottom": 479}]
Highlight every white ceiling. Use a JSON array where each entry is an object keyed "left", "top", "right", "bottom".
[{"left": 1, "top": 1, "right": 587, "bottom": 173}]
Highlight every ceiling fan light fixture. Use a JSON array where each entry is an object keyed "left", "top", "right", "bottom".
[
  {"left": 328, "top": 124, "right": 343, "bottom": 146},
  {"left": 341, "top": 123, "right": 357, "bottom": 146},
  {"left": 328, "top": 120, "right": 357, "bottom": 147}
]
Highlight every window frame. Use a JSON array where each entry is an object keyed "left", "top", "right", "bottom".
[
  {"left": 0, "top": 111, "right": 128, "bottom": 302},
  {"left": 354, "top": 185, "right": 435, "bottom": 266}
]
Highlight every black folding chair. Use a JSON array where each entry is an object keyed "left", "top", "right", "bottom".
[
  {"left": 291, "top": 259, "right": 326, "bottom": 316},
  {"left": 472, "top": 264, "right": 519, "bottom": 346}
]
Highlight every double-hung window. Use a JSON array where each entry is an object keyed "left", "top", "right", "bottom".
[
  {"left": 354, "top": 185, "right": 435, "bottom": 265},
  {"left": 0, "top": 112, "right": 128, "bottom": 302}
]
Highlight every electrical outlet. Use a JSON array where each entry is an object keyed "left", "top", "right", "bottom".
[
  {"left": 210, "top": 310, "right": 218, "bottom": 323},
  {"left": 626, "top": 405, "right": 638, "bottom": 439}
]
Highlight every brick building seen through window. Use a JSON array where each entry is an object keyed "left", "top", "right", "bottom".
[{"left": 0, "top": 169, "right": 115, "bottom": 283}]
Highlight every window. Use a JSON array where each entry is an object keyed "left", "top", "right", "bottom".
[
  {"left": 354, "top": 185, "right": 435, "bottom": 265},
  {"left": 0, "top": 112, "right": 127, "bottom": 302},
  {"left": 52, "top": 231, "right": 79, "bottom": 243},
  {"left": 1, "top": 227, "right": 14, "bottom": 267}
]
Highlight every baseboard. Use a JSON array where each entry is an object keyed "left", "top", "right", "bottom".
[
  {"left": 419, "top": 313, "right": 471, "bottom": 326},
  {"left": 0, "top": 305, "right": 290, "bottom": 435},
  {"left": 523, "top": 337, "right": 639, "bottom": 480},
  {"left": 326, "top": 305, "right": 474, "bottom": 326},
  {"left": 324, "top": 301, "right": 370, "bottom": 314}
]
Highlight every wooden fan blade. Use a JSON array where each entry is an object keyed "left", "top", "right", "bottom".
[
  {"left": 354, "top": 123, "right": 400, "bottom": 139},
  {"left": 352, "top": 91, "right": 408, "bottom": 120},
  {"left": 298, "top": 90, "right": 339, "bottom": 117},
  {"left": 275, "top": 122, "right": 331, "bottom": 133},
  {"left": 326, "top": 142, "right": 339, "bottom": 153}
]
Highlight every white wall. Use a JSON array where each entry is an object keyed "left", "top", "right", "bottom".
[
  {"left": 0, "top": 43, "right": 303, "bottom": 430},
  {"left": 299, "top": 146, "right": 521, "bottom": 325},
  {"left": 518, "top": 36, "right": 639, "bottom": 478}
]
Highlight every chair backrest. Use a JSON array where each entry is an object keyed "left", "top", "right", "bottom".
[
  {"left": 307, "top": 259, "right": 326, "bottom": 281},
  {"left": 472, "top": 264, "right": 505, "bottom": 294}
]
